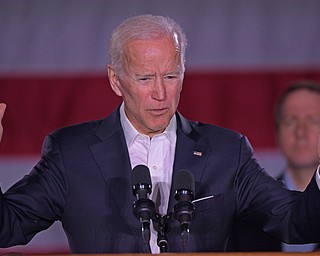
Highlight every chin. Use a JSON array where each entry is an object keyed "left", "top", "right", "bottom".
[
  {"left": 291, "top": 161, "right": 319, "bottom": 169},
  {"left": 150, "top": 123, "right": 167, "bottom": 133}
]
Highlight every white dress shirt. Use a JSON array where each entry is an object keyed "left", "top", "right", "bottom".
[{"left": 120, "top": 103, "right": 177, "bottom": 253}]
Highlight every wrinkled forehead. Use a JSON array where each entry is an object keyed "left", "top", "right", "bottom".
[
  {"left": 124, "top": 37, "right": 182, "bottom": 67},
  {"left": 125, "top": 33, "right": 181, "bottom": 53}
]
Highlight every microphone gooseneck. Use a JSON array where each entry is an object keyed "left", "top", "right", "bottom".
[
  {"left": 132, "top": 165, "right": 155, "bottom": 252},
  {"left": 173, "top": 169, "right": 195, "bottom": 250}
]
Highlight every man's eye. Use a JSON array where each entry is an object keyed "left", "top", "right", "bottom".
[
  {"left": 138, "top": 77, "right": 153, "bottom": 82},
  {"left": 165, "top": 75, "right": 178, "bottom": 80},
  {"left": 281, "top": 118, "right": 296, "bottom": 127},
  {"left": 139, "top": 77, "right": 149, "bottom": 81},
  {"left": 307, "top": 117, "right": 320, "bottom": 126}
]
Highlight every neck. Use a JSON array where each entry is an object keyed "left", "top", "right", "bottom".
[{"left": 287, "top": 165, "right": 316, "bottom": 191}]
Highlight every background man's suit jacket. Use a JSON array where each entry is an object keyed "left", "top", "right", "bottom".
[{"left": 1, "top": 106, "right": 320, "bottom": 253}]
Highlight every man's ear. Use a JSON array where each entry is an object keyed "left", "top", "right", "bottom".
[{"left": 107, "top": 64, "right": 123, "bottom": 97}]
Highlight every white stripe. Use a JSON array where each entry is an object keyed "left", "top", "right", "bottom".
[{"left": 1, "top": 0, "right": 320, "bottom": 74}]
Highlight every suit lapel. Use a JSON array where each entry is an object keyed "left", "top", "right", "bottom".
[
  {"left": 168, "top": 113, "right": 209, "bottom": 213},
  {"left": 89, "top": 108, "right": 144, "bottom": 246},
  {"left": 90, "top": 107, "right": 132, "bottom": 192}
]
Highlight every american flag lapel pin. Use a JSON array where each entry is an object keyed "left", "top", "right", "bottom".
[{"left": 193, "top": 151, "right": 203, "bottom": 157}]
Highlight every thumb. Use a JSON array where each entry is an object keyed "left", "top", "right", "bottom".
[
  {"left": 0, "top": 103, "right": 6, "bottom": 119},
  {"left": 0, "top": 103, "right": 7, "bottom": 144},
  {"left": 317, "top": 134, "right": 320, "bottom": 162}
]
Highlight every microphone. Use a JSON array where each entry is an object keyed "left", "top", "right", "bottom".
[
  {"left": 173, "top": 169, "right": 195, "bottom": 248},
  {"left": 132, "top": 165, "right": 156, "bottom": 249}
]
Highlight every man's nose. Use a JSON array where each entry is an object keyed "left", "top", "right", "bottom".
[
  {"left": 294, "top": 121, "right": 308, "bottom": 137},
  {"left": 151, "top": 78, "right": 166, "bottom": 100}
]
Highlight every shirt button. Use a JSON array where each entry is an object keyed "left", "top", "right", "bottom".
[{"left": 152, "top": 165, "right": 157, "bottom": 171}]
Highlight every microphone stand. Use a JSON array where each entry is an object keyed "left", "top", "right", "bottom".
[
  {"left": 154, "top": 212, "right": 174, "bottom": 253},
  {"left": 173, "top": 200, "right": 195, "bottom": 251},
  {"left": 133, "top": 198, "right": 155, "bottom": 253}
]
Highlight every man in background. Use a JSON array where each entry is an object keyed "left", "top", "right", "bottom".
[{"left": 228, "top": 80, "right": 320, "bottom": 252}]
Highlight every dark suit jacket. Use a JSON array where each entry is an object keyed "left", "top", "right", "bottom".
[
  {"left": 1, "top": 107, "right": 320, "bottom": 253},
  {"left": 227, "top": 173, "right": 320, "bottom": 252}
]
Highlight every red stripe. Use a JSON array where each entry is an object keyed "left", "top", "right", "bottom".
[{"left": 1, "top": 70, "right": 320, "bottom": 155}]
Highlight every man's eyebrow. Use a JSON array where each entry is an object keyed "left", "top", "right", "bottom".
[
  {"left": 135, "top": 73, "right": 154, "bottom": 76},
  {"left": 165, "top": 70, "right": 180, "bottom": 74},
  {"left": 131, "top": 68, "right": 182, "bottom": 78}
]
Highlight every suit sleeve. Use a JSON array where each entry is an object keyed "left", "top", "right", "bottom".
[
  {"left": 0, "top": 135, "right": 68, "bottom": 247},
  {"left": 234, "top": 136, "right": 320, "bottom": 244}
]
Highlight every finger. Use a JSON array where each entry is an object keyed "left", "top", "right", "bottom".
[
  {"left": 317, "top": 134, "right": 320, "bottom": 162},
  {"left": 0, "top": 103, "right": 6, "bottom": 121},
  {"left": 0, "top": 103, "right": 7, "bottom": 142}
]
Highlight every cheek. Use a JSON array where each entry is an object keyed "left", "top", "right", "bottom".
[
  {"left": 309, "top": 128, "right": 320, "bottom": 140},
  {"left": 123, "top": 86, "right": 145, "bottom": 103},
  {"left": 168, "top": 86, "right": 182, "bottom": 102},
  {"left": 278, "top": 131, "right": 293, "bottom": 147}
]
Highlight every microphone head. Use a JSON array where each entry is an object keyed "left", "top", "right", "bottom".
[
  {"left": 132, "top": 165, "right": 152, "bottom": 197},
  {"left": 173, "top": 169, "right": 195, "bottom": 200}
]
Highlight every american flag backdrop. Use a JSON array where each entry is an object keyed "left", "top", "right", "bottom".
[{"left": 1, "top": 0, "right": 320, "bottom": 253}]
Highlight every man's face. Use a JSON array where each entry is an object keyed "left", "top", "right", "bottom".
[
  {"left": 109, "top": 37, "right": 184, "bottom": 137},
  {"left": 278, "top": 89, "right": 320, "bottom": 169}
]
